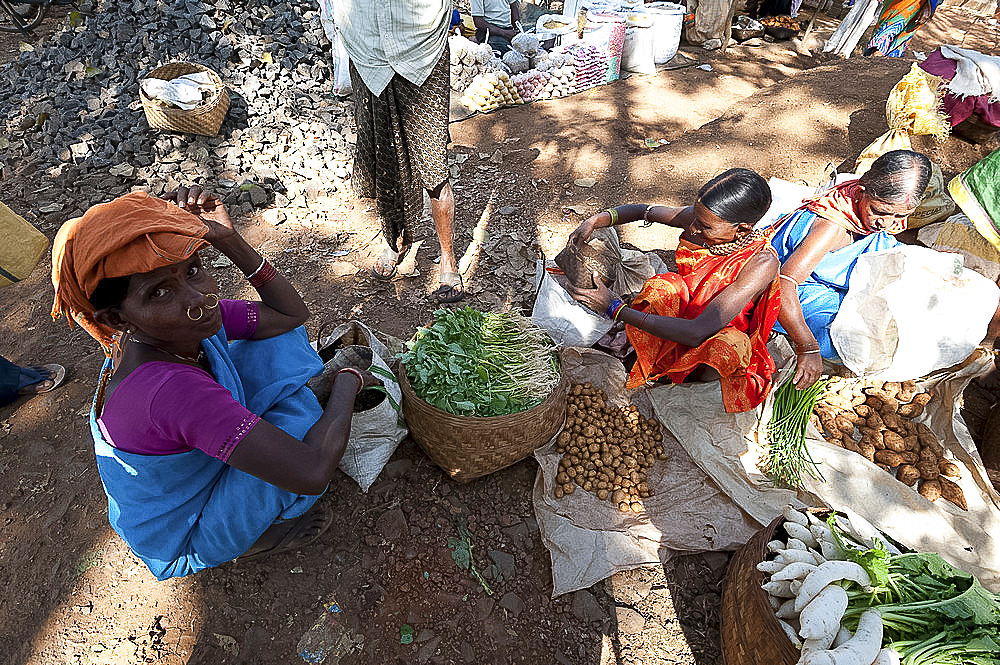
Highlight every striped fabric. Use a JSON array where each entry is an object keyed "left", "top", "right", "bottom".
[{"left": 332, "top": 0, "right": 452, "bottom": 96}]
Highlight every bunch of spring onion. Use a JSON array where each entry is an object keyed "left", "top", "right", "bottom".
[
  {"left": 401, "top": 307, "right": 561, "bottom": 417},
  {"left": 763, "top": 378, "right": 829, "bottom": 488}
]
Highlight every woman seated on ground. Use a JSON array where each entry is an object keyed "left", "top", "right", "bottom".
[
  {"left": 51, "top": 186, "right": 376, "bottom": 580},
  {"left": 565, "top": 168, "right": 781, "bottom": 413},
  {"left": 772, "top": 149, "right": 932, "bottom": 389}
]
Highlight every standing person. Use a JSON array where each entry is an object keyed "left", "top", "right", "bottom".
[
  {"left": 471, "top": 0, "right": 521, "bottom": 54},
  {"left": 333, "top": 1, "right": 465, "bottom": 303},
  {"left": 863, "top": 0, "right": 940, "bottom": 57},
  {"left": 0, "top": 355, "right": 65, "bottom": 406}
]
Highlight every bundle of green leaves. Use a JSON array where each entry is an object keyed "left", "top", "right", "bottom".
[{"left": 400, "top": 307, "right": 561, "bottom": 417}]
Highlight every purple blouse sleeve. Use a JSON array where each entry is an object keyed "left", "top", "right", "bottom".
[
  {"left": 219, "top": 299, "right": 259, "bottom": 340},
  {"left": 149, "top": 367, "right": 261, "bottom": 461}
]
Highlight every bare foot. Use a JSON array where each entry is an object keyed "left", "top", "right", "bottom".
[{"left": 239, "top": 505, "right": 332, "bottom": 561}]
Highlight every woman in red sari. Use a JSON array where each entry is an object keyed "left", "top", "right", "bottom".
[{"left": 566, "top": 168, "right": 781, "bottom": 413}]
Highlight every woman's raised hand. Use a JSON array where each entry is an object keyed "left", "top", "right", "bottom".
[
  {"left": 793, "top": 352, "right": 823, "bottom": 390},
  {"left": 162, "top": 185, "right": 236, "bottom": 244},
  {"left": 566, "top": 212, "right": 607, "bottom": 248},
  {"left": 565, "top": 271, "right": 618, "bottom": 316}
]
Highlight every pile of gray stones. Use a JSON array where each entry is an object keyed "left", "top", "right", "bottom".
[{"left": 0, "top": 0, "right": 355, "bottom": 230}]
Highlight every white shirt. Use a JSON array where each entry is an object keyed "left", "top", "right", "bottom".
[
  {"left": 470, "top": 0, "right": 515, "bottom": 29},
  {"left": 332, "top": 0, "right": 452, "bottom": 96}
]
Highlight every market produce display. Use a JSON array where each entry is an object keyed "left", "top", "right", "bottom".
[
  {"left": 763, "top": 379, "right": 829, "bottom": 489},
  {"left": 812, "top": 378, "right": 967, "bottom": 510},
  {"left": 553, "top": 383, "right": 667, "bottom": 510},
  {"left": 564, "top": 43, "right": 607, "bottom": 92},
  {"left": 511, "top": 70, "right": 552, "bottom": 102},
  {"left": 449, "top": 34, "right": 500, "bottom": 93},
  {"left": 761, "top": 15, "right": 802, "bottom": 29},
  {"left": 400, "top": 307, "right": 560, "bottom": 417},
  {"left": 459, "top": 72, "right": 524, "bottom": 112},
  {"left": 542, "top": 65, "right": 577, "bottom": 99},
  {"left": 759, "top": 506, "right": 1000, "bottom": 665}
]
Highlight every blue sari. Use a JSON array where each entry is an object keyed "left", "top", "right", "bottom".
[
  {"left": 90, "top": 325, "right": 324, "bottom": 580},
  {"left": 771, "top": 209, "right": 900, "bottom": 359}
]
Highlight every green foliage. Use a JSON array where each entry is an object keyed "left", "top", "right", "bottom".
[
  {"left": 763, "top": 378, "right": 828, "bottom": 488},
  {"left": 400, "top": 307, "right": 560, "bottom": 417}
]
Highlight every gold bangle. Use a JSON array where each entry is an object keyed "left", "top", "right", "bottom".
[{"left": 606, "top": 207, "right": 619, "bottom": 225}]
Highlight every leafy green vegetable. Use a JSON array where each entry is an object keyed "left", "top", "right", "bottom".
[
  {"left": 400, "top": 307, "right": 560, "bottom": 417},
  {"left": 826, "top": 514, "right": 891, "bottom": 588},
  {"left": 446, "top": 521, "right": 493, "bottom": 596}
]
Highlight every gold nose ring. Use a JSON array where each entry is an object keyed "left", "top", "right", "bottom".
[
  {"left": 204, "top": 293, "right": 220, "bottom": 309},
  {"left": 187, "top": 306, "right": 204, "bottom": 321}
]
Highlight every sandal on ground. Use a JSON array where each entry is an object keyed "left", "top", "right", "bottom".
[
  {"left": 17, "top": 364, "right": 66, "bottom": 396},
  {"left": 237, "top": 504, "right": 333, "bottom": 561},
  {"left": 371, "top": 244, "right": 410, "bottom": 281},
  {"left": 433, "top": 272, "right": 465, "bottom": 304}
]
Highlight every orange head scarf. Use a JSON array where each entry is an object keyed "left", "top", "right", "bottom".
[
  {"left": 800, "top": 179, "right": 907, "bottom": 236},
  {"left": 51, "top": 192, "right": 210, "bottom": 354}
]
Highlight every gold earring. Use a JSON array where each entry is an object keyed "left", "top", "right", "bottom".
[{"left": 187, "top": 306, "right": 204, "bottom": 321}]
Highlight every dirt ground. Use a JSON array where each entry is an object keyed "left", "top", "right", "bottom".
[{"left": 2, "top": 5, "right": 999, "bottom": 665}]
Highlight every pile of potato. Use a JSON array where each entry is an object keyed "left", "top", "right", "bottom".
[
  {"left": 553, "top": 383, "right": 667, "bottom": 512},
  {"left": 761, "top": 15, "right": 801, "bottom": 29},
  {"left": 813, "top": 378, "right": 967, "bottom": 510}
]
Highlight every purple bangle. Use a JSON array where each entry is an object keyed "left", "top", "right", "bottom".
[
  {"left": 606, "top": 298, "right": 623, "bottom": 319},
  {"left": 336, "top": 368, "right": 364, "bottom": 395}
]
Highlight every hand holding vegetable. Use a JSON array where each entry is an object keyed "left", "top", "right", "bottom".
[{"left": 565, "top": 271, "right": 619, "bottom": 315}]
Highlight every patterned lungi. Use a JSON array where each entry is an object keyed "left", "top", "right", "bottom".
[{"left": 349, "top": 47, "right": 450, "bottom": 252}]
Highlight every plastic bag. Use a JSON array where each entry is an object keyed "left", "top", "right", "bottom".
[
  {"left": 0, "top": 201, "right": 49, "bottom": 288},
  {"left": 907, "top": 163, "right": 956, "bottom": 229},
  {"left": 829, "top": 245, "right": 1000, "bottom": 381},
  {"left": 317, "top": 0, "right": 352, "bottom": 96},
  {"left": 310, "top": 321, "right": 406, "bottom": 492},
  {"left": 621, "top": 26, "right": 656, "bottom": 75}
]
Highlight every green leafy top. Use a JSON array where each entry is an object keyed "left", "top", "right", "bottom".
[{"left": 827, "top": 514, "right": 891, "bottom": 588}]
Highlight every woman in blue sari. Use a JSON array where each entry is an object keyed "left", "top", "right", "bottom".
[
  {"left": 772, "top": 150, "right": 932, "bottom": 388},
  {"left": 51, "top": 185, "right": 378, "bottom": 579}
]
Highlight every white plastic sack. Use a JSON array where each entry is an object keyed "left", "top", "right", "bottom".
[
  {"left": 621, "top": 26, "right": 656, "bottom": 75},
  {"left": 532, "top": 229, "right": 668, "bottom": 347},
  {"left": 317, "top": 0, "right": 352, "bottom": 96},
  {"left": 830, "top": 245, "right": 1000, "bottom": 381},
  {"left": 918, "top": 213, "right": 1000, "bottom": 282},
  {"left": 314, "top": 321, "right": 406, "bottom": 492}
]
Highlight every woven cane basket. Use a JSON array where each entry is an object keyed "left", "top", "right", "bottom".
[
  {"left": 140, "top": 62, "right": 230, "bottom": 136},
  {"left": 720, "top": 516, "right": 799, "bottom": 665},
  {"left": 399, "top": 360, "right": 568, "bottom": 483}
]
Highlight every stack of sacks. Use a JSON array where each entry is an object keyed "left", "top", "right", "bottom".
[{"left": 565, "top": 43, "right": 607, "bottom": 92}]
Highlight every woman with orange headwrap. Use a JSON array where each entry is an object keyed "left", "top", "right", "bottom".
[{"left": 52, "top": 186, "right": 377, "bottom": 579}]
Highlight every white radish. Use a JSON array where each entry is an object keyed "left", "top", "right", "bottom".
[
  {"left": 795, "top": 561, "right": 873, "bottom": 612},
  {"left": 779, "top": 549, "right": 818, "bottom": 565},
  {"left": 758, "top": 559, "right": 787, "bottom": 574},
  {"left": 763, "top": 580, "right": 796, "bottom": 597},
  {"left": 777, "top": 619, "right": 802, "bottom": 647},
  {"left": 783, "top": 505, "right": 809, "bottom": 526},
  {"left": 811, "top": 551, "right": 828, "bottom": 565},
  {"left": 798, "top": 585, "right": 848, "bottom": 640},
  {"left": 790, "top": 580, "right": 803, "bottom": 594},
  {"left": 768, "top": 539, "right": 788, "bottom": 553},
  {"left": 798, "top": 634, "right": 836, "bottom": 665},
  {"left": 820, "top": 540, "right": 840, "bottom": 561},
  {"left": 802, "top": 610, "right": 883, "bottom": 665},
  {"left": 806, "top": 511, "right": 824, "bottom": 526},
  {"left": 775, "top": 598, "right": 798, "bottom": 619},
  {"left": 872, "top": 648, "right": 901, "bottom": 665},
  {"left": 786, "top": 538, "right": 809, "bottom": 551},
  {"left": 810, "top": 523, "right": 834, "bottom": 545},
  {"left": 832, "top": 626, "right": 852, "bottom": 647},
  {"left": 784, "top": 522, "right": 820, "bottom": 548},
  {"left": 768, "top": 594, "right": 782, "bottom": 611},
  {"left": 772, "top": 562, "right": 818, "bottom": 582}
]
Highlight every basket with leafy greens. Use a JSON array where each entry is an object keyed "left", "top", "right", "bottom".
[{"left": 400, "top": 307, "right": 561, "bottom": 417}]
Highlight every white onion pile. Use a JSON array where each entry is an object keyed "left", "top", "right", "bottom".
[
  {"left": 511, "top": 70, "right": 551, "bottom": 102},
  {"left": 534, "top": 49, "right": 572, "bottom": 72},
  {"left": 449, "top": 34, "right": 500, "bottom": 92},
  {"left": 539, "top": 65, "right": 576, "bottom": 99},
  {"left": 459, "top": 71, "right": 524, "bottom": 112}
]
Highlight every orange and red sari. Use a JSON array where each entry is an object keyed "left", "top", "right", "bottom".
[{"left": 625, "top": 232, "right": 782, "bottom": 413}]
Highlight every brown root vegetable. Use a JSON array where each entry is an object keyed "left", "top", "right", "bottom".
[
  {"left": 853, "top": 404, "right": 872, "bottom": 418},
  {"left": 824, "top": 436, "right": 844, "bottom": 447},
  {"left": 897, "top": 464, "right": 921, "bottom": 486},
  {"left": 897, "top": 387, "right": 917, "bottom": 403},
  {"left": 938, "top": 476, "right": 968, "bottom": 510},
  {"left": 883, "top": 382, "right": 902, "bottom": 399},
  {"left": 883, "top": 431, "right": 907, "bottom": 452},
  {"left": 874, "top": 450, "right": 904, "bottom": 467},
  {"left": 851, "top": 393, "right": 868, "bottom": 407},
  {"left": 842, "top": 438, "right": 863, "bottom": 454},
  {"left": 846, "top": 412, "right": 865, "bottom": 426},
  {"left": 917, "top": 461, "right": 940, "bottom": 481},
  {"left": 938, "top": 460, "right": 961, "bottom": 479},
  {"left": 919, "top": 479, "right": 942, "bottom": 502},
  {"left": 876, "top": 463, "right": 892, "bottom": 473},
  {"left": 866, "top": 396, "right": 884, "bottom": 412},
  {"left": 898, "top": 403, "right": 925, "bottom": 418},
  {"left": 919, "top": 447, "right": 939, "bottom": 464},
  {"left": 913, "top": 393, "right": 932, "bottom": 407},
  {"left": 860, "top": 442, "right": 876, "bottom": 461},
  {"left": 904, "top": 435, "right": 920, "bottom": 452},
  {"left": 899, "top": 451, "right": 919, "bottom": 465},
  {"left": 815, "top": 404, "right": 840, "bottom": 421},
  {"left": 882, "top": 412, "right": 904, "bottom": 432},
  {"left": 835, "top": 415, "right": 856, "bottom": 434}
]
